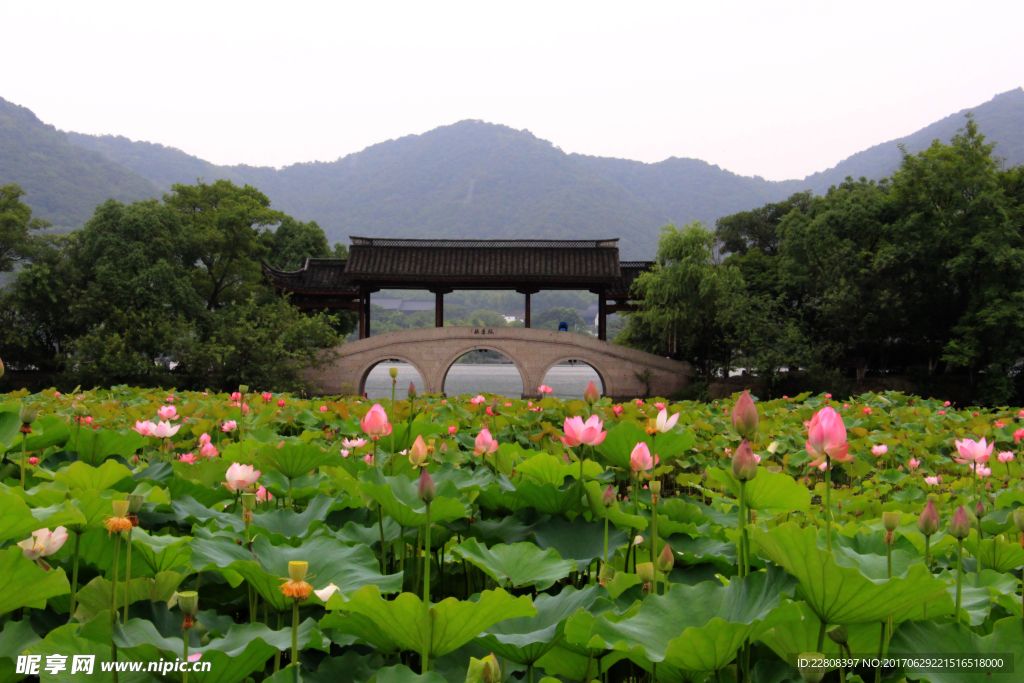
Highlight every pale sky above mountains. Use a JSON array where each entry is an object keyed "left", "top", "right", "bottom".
[{"left": 4, "top": 1, "right": 1022, "bottom": 180}]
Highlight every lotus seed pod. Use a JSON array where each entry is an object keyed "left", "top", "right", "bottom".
[
  {"left": 917, "top": 500, "right": 940, "bottom": 536},
  {"left": 288, "top": 561, "right": 309, "bottom": 581},
  {"left": 241, "top": 492, "right": 256, "bottom": 512},
  {"left": 1014, "top": 508, "right": 1024, "bottom": 533},
  {"left": 732, "top": 439, "right": 759, "bottom": 481},
  {"left": 388, "top": 367, "right": 398, "bottom": 379},
  {"left": 177, "top": 590, "right": 199, "bottom": 616},
  {"left": 826, "top": 625, "right": 847, "bottom": 645},
  {"left": 731, "top": 391, "right": 759, "bottom": 439},
  {"left": 949, "top": 506, "right": 971, "bottom": 540},
  {"left": 649, "top": 480, "right": 661, "bottom": 495},
  {"left": 238, "top": 385, "right": 249, "bottom": 395},
  {"left": 657, "top": 543, "right": 675, "bottom": 573},
  {"left": 417, "top": 467, "right": 436, "bottom": 503},
  {"left": 636, "top": 562, "right": 655, "bottom": 583},
  {"left": 798, "top": 653, "right": 826, "bottom": 683},
  {"left": 882, "top": 511, "right": 900, "bottom": 532},
  {"left": 74, "top": 404, "right": 89, "bottom": 417},
  {"left": 598, "top": 564, "right": 615, "bottom": 584},
  {"left": 601, "top": 485, "right": 616, "bottom": 507},
  {"left": 18, "top": 405, "right": 37, "bottom": 425},
  {"left": 126, "top": 494, "right": 145, "bottom": 514},
  {"left": 112, "top": 499, "right": 130, "bottom": 517}
]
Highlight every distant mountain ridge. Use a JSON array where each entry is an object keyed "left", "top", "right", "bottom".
[{"left": 1, "top": 88, "right": 1021, "bottom": 258}]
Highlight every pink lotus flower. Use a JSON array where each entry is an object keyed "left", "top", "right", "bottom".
[
  {"left": 908, "top": 458, "right": 921, "bottom": 470},
  {"left": 938, "top": 410, "right": 946, "bottom": 415},
  {"left": 944, "top": 401, "right": 951, "bottom": 407},
  {"left": 977, "top": 466, "right": 992, "bottom": 477},
  {"left": 360, "top": 404, "right": 392, "bottom": 441},
  {"left": 805, "top": 407, "right": 851, "bottom": 467},
  {"left": 862, "top": 407, "right": 872, "bottom": 415},
  {"left": 448, "top": 426, "right": 457, "bottom": 435},
  {"left": 342, "top": 437, "right": 367, "bottom": 448},
  {"left": 340, "top": 449, "right": 350, "bottom": 458},
  {"left": 470, "top": 395, "right": 487, "bottom": 405},
  {"left": 825, "top": 393, "right": 832, "bottom": 399},
  {"left": 157, "top": 406, "right": 178, "bottom": 421},
  {"left": 224, "top": 463, "right": 260, "bottom": 491},
  {"left": 256, "top": 485, "right": 272, "bottom": 502},
  {"left": 537, "top": 385, "right": 553, "bottom": 395},
  {"left": 198, "top": 433, "right": 212, "bottom": 446},
  {"left": 653, "top": 408, "right": 679, "bottom": 433},
  {"left": 179, "top": 453, "right": 197, "bottom": 464},
  {"left": 629, "top": 442, "right": 654, "bottom": 472},
  {"left": 871, "top": 444, "right": 888, "bottom": 456},
  {"left": 278, "top": 399, "right": 286, "bottom": 407},
  {"left": 998, "top": 451, "right": 1014, "bottom": 464},
  {"left": 319, "top": 406, "right": 328, "bottom": 413},
  {"left": 133, "top": 420, "right": 156, "bottom": 437},
  {"left": 474, "top": 429, "right": 499, "bottom": 457},
  {"left": 188, "top": 653, "right": 202, "bottom": 663},
  {"left": 655, "top": 402, "right": 666, "bottom": 411},
  {"left": 843, "top": 403, "right": 849, "bottom": 409},
  {"left": 562, "top": 415, "right": 607, "bottom": 448},
  {"left": 222, "top": 420, "right": 238, "bottom": 433},
  {"left": 231, "top": 392, "right": 242, "bottom": 401},
  {"left": 363, "top": 454, "right": 375, "bottom": 466},
  {"left": 613, "top": 405, "right": 623, "bottom": 416},
  {"left": 994, "top": 421, "right": 1006, "bottom": 429},
  {"left": 262, "top": 392, "right": 273, "bottom": 402},
  {"left": 165, "top": 395, "right": 176, "bottom": 403},
  {"left": 486, "top": 407, "right": 494, "bottom": 417},
  {"left": 953, "top": 438, "right": 993, "bottom": 465},
  {"left": 924, "top": 476, "right": 940, "bottom": 486},
  {"left": 18, "top": 526, "right": 68, "bottom": 567},
  {"left": 504, "top": 402, "right": 512, "bottom": 407},
  {"left": 635, "top": 399, "right": 644, "bottom": 407},
  {"left": 28, "top": 456, "right": 38, "bottom": 466},
  {"left": 241, "top": 403, "right": 250, "bottom": 416},
  {"left": 1014, "top": 429, "right": 1024, "bottom": 443},
  {"left": 200, "top": 443, "right": 219, "bottom": 459},
  {"left": 409, "top": 435, "right": 428, "bottom": 468},
  {"left": 152, "top": 420, "right": 181, "bottom": 439}
]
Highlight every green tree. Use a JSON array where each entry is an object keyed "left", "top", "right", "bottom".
[
  {"left": 534, "top": 307, "right": 586, "bottom": 331},
  {"left": 0, "top": 184, "right": 49, "bottom": 272},
  {"left": 270, "top": 216, "right": 331, "bottom": 270},
  {"left": 716, "top": 191, "right": 812, "bottom": 256}
]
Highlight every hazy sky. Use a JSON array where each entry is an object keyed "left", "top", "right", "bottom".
[{"left": 4, "top": 1, "right": 1022, "bottom": 180}]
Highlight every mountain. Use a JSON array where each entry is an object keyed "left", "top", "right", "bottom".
[
  {"left": 2, "top": 89, "right": 1022, "bottom": 257},
  {"left": 0, "top": 98, "right": 159, "bottom": 229}
]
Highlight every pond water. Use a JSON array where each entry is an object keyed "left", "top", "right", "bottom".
[{"left": 363, "top": 362, "right": 603, "bottom": 399}]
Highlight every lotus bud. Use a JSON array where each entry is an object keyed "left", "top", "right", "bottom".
[
  {"left": 583, "top": 380, "right": 599, "bottom": 405},
  {"left": 798, "top": 653, "right": 826, "bottom": 683},
  {"left": 731, "top": 391, "right": 759, "bottom": 439},
  {"left": 18, "top": 405, "right": 37, "bottom": 425},
  {"left": 826, "top": 625, "right": 847, "bottom": 646},
  {"left": 601, "top": 485, "right": 615, "bottom": 507},
  {"left": 238, "top": 385, "right": 249, "bottom": 395},
  {"left": 112, "top": 499, "right": 130, "bottom": 517},
  {"left": 439, "top": 441, "right": 448, "bottom": 454},
  {"left": 882, "top": 511, "right": 900, "bottom": 532},
  {"left": 480, "top": 653, "right": 501, "bottom": 683},
  {"left": 917, "top": 500, "right": 939, "bottom": 536},
  {"left": 418, "top": 467, "right": 436, "bottom": 503},
  {"left": 1014, "top": 508, "right": 1024, "bottom": 533},
  {"left": 657, "top": 543, "right": 675, "bottom": 573},
  {"left": 241, "top": 492, "right": 256, "bottom": 512},
  {"left": 177, "top": 590, "right": 199, "bottom": 616},
  {"left": 732, "top": 439, "right": 759, "bottom": 481},
  {"left": 74, "top": 404, "right": 89, "bottom": 417},
  {"left": 598, "top": 563, "right": 615, "bottom": 585},
  {"left": 491, "top": 397, "right": 499, "bottom": 414},
  {"left": 126, "top": 494, "right": 144, "bottom": 514},
  {"left": 636, "top": 562, "right": 655, "bottom": 583},
  {"left": 0, "top": 358, "right": 4, "bottom": 378},
  {"left": 408, "top": 382, "right": 417, "bottom": 399},
  {"left": 389, "top": 367, "right": 398, "bottom": 379},
  {"left": 949, "top": 506, "right": 970, "bottom": 539},
  {"left": 974, "top": 500, "right": 985, "bottom": 520},
  {"left": 288, "top": 560, "right": 309, "bottom": 582}
]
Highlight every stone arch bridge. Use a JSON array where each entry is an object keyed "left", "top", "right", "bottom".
[{"left": 306, "top": 326, "right": 690, "bottom": 400}]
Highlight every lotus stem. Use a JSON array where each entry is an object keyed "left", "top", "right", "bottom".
[
  {"left": 20, "top": 432, "right": 27, "bottom": 488},
  {"left": 955, "top": 537, "right": 964, "bottom": 624},
  {"left": 110, "top": 531, "right": 121, "bottom": 682},
  {"left": 69, "top": 531, "right": 81, "bottom": 622},
  {"left": 378, "top": 505, "right": 386, "bottom": 575},
  {"left": 291, "top": 598, "right": 299, "bottom": 678},
  {"left": 422, "top": 501, "right": 432, "bottom": 674},
  {"left": 924, "top": 534, "right": 931, "bottom": 570},
  {"left": 274, "top": 612, "right": 282, "bottom": 671},
  {"left": 603, "top": 515, "right": 609, "bottom": 564},
  {"left": 123, "top": 527, "right": 132, "bottom": 624},
  {"left": 825, "top": 455, "right": 832, "bottom": 551},
  {"left": 816, "top": 618, "right": 827, "bottom": 652},
  {"left": 390, "top": 379, "right": 396, "bottom": 475},
  {"left": 182, "top": 628, "right": 190, "bottom": 683},
  {"left": 737, "top": 481, "right": 747, "bottom": 578},
  {"left": 650, "top": 488, "right": 659, "bottom": 592}
]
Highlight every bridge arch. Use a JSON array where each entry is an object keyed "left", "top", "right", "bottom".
[
  {"left": 537, "top": 355, "right": 611, "bottom": 398},
  {"left": 355, "top": 354, "right": 432, "bottom": 397},
  {"left": 437, "top": 344, "right": 529, "bottom": 397}
]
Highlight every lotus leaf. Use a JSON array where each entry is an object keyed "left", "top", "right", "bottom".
[
  {"left": 889, "top": 617, "right": 1024, "bottom": 683},
  {"left": 0, "top": 546, "right": 70, "bottom": 613},
  {"left": 453, "top": 537, "right": 577, "bottom": 589}
]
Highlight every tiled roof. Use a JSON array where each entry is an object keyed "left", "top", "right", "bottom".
[
  {"left": 608, "top": 261, "right": 655, "bottom": 299},
  {"left": 262, "top": 259, "right": 358, "bottom": 295}
]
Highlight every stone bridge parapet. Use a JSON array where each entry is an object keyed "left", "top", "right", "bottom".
[{"left": 306, "top": 327, "right": 690, "bottom": 400}]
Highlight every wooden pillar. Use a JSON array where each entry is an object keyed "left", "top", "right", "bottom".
[
  {"left": 358, "top": 290, "right": 366, "bottom": 339},
  {"left": 435, "top": 290, "right": 444, "bottom": 328},
  {"left": 363, "top": 290, "right": 372, "bottom": 338},
  {"left": 598, "top": 291, "right": 607, "bottom": 341},
  {"left": 524, "top": 292, "right": 531, "bottom": 328}
]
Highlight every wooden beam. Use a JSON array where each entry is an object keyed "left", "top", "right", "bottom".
[
  {"left": 606, "top": 303, "right": 638, "bottom": 314},
  {"left": 598, "top": 291, "right": 607, "bottom": 341},
  {"left": 524, "top": 292, "right": 531, "bottom": 329},
  {"left": 435, "top": 290, "right": 444, "bottom": 328}
]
